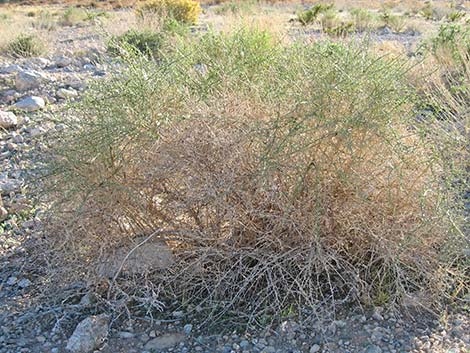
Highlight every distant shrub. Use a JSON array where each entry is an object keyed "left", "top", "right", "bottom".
[
  {"left": 350, "top": 8, "right": 374, "bottom": 31},
  {"left": 447, "top": 10, "right": 465, "bottom": 22},
  {"left": 431, "top": 23, "right": 470, "bottom": 66},
  {"left": 136, "top": 0, "right": 201, "bottom": 25},
  {"left": 297, "top": 3, "right": 333, "bottom": 26},
  {"left": 60, "top": 7, "right": 87, "bottom": 26},
  {"left": 33, "top": 10, "right": 57, "bottom": 31},
  {"left": 5, "top": 34, "right": 44, "bottom": 58},
  {"left": 380, "top": 11, "right": 406, "bottom": 32},
  {"left": 107, "top": 29, "right": 163, "bottom": 58}
]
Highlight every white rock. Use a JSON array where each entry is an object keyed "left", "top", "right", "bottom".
[
  {"left": 0, "top": 206, "right": 7, "bottom": 221},
  {"left": 17, "top": 278, "right": 31, "bottom": 288},
  {"left": 310, "top": 344, "right": 321, "bottom": 353},
  {"left": 14, "top": 96, "right": 45, "bottom": 112},
  {"left": 0, "top": 111, "right": 18, "bottom": 129},
  {"left": 57, "top": 88, "right": 78, "bottom": 99},
  {"left": 144, "top": 333, "right": 185, "bottom": 351},
  {"left": 15, "top": 70, "right": 46, "bottom": 91},
  {"left": 6, "top": 276, "right": 17, "bottom": 286},
  {"left": 0, "top": 64, "right": 22, "bottom": 74},
  {"left": 66, "top": 314, "right": 109, "bottom": 353}
]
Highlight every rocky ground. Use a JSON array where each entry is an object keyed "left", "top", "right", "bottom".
[{"left": 1, "top": 13, "right": 469, "bottom": 353}]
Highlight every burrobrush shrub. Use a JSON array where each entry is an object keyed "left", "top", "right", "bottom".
[
  {"left": 4, "top": 34, "right": 44, "bottom": 58},
  {"left": 107, "top": 29, "right": 163, "bottom": 58},
  {"left": 297, "top": 3, "right": 333, "bottom": 26},
  {"left": 136, "top": 0, "right": 201, "bottom": 25},
  {"left": 42, "top": 28, "right": 468, "bottom": 327}
]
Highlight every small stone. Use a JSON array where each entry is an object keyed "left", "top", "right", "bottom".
[
  {"left": 0, "top": 111, "right": 18, "bottom": 129},
  {"left": 183, "top": 324, "right": 192, "bottom": 336},
  {"left": 17, "top": 278, "right": 32, "bottom": 288},
  {"left": 57, "top": 88, "right": 78, "bottom": 99},
  {"left": 240, "top": 340, "right": 250, "bottom": 349},
  {"left": 14, "top": 96, "right": 45, "bottom": 112},
  {"left": 365, "top": 344, "right": 382, "bottom": 353},
  {"left": 144, "top": 333, "right": 185, "bottom": 351},
  {"left": 15, "top": 70, "right": 45, "bottom": 91},
  {"left": 310, "top": 344, "right": 321, "bottom": 353},
  {"left": 55, "top": 55, "right": 73, "bottom": 68},
  {"left": 6, "top": 276, "right": 17, "bottom": 286},
  {"left": 36, "top": 336, "right": 46, "bottom": 343},
  {"left": 66, "top": 314, "right": 109, "bottom": 353},
  {"left": 118, "top": 331, "right": 135, "bottom": 339}
]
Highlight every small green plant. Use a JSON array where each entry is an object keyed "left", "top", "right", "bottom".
[
  {"left": 136, "top": 0, "right": 201, "bottom": 25},
  {"left": 107, "top": 29, "right": 163, "bottom": 58},
  {"left": 5, "top": 34, "right": 44, "bottom": 58},
  {"left": 380, "top": 11, "right": 406, "bottom": 32},
  {"left": 448, "top": 10, "right": 465, "bottom": 22},
  {"left": 60, "top": 7, "right": 87, "bottom": 26},
  {"left": 350, "top": 8, "right": 374, "bottom": 31},
  {"left": 325, "top": 21, "right": 354, "bottom": 37},
  {"left": 431, "top": 23, "right": 470, "bottom": 66},
  {"left": 421, "top": 3, "right": 434, "bottom": 20},
  {"left": 297, "top": 3, "right": 333, "bottom": 26},
  {"left": 34, "top": 10, "right": 57, "bottom": 31},
  {"left": 215, "top": 0, "right": 255, "bottom": 15}
]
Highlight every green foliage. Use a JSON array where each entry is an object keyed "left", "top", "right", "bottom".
[
  {"left": 297, "top": 3, "right": 333, "bottom": 26},
  {"left": 431, "top": 23, "right": 470, "bottom": 65},
  {"left": 61, "top": 7, "right": 87, "bottom": 26},
  {"left": 5, "top": 34, "right": 44, "bottom": 58},
  {"left": 107, "top": 29, "right": 163, "bottom": 58},
  {"left": 215, "top": 0, "right": 255, "bottom": 15},
  {"left": 380, "top": 11, "right": 406, "bottom": 32},
  {"left": 350, "top": 8, "right": 374, "bottom": 31},
  {"left": 447, "top": 10, "right": 465, "bottom": 22},
  {"left": 136, "top": 0, "right": 201, "bottom": 25}
]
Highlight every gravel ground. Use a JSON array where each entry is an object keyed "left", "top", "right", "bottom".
[{"left": 0, "top": 16, "right": 469, "bottom": 353}]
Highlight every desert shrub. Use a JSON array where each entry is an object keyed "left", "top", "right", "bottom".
[
  {"left": 43, "top": 28, "right": 468, "bottom": 326},
  {"left": 107, "top": 29, "right": 163, "bottom": 58},
  {"left": 214, "top": 0, "right": 255, "bottom": 15},
  {"left": 431, "top": 23, "right": 470, "bottom": 68},
  {"left": 4, "top": 34, "right": 44, "bottom": 58},
  {"left": 60, "top": 7, "right": 87, "bottom": 26},
  {"left": 33, "top": 10, "right": 57, "bottom": 31},
  {"left": 136, "top": 0, "right": 201, "bottom": 25},
  {"left": 380, "top": 11, "right": 406, "bottom": 32},
  {"left": 297, "top": 3, "right": 333, "bottom": 26},
  {"left": 350, "top": 8, "right": 374, "bottom": 31},
  {"left": 447, "top": 10, "right": 465, "bottom": 22}
]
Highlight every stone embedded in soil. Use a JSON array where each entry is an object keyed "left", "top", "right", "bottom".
[
  {"left": 15, "top": 70, "right": 46, "bottom": 91},
  {"left": 0, "top": 111, "right": 18, "bottom": 129},
  {"left": 13, "top": 96, "right": 45, "bottom": 112},
  {"left": 65, "top": 314, "right": 109, "bottom": 353},
  {"left": 144, "top": 333, "right": 185, "bottom": 351}
]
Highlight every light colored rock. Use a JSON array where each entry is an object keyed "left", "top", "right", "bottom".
[
  {"left": 66, "top": 314, "right": 109, "bottom": 353},
  {"left": 14, "top": 96, "right": 45, "bottom": 112},
  {"left": 0, "top": 64, "right": 22, "bottom": 74},
  {"left": 310, "top": 344, "right": 321, "bottom": 353},
  {"left": 6, "top": 276, "right": 17, "bottom": 286},
  {"left": 17, "top": 278, "right": 31, "bottom": 288},
  {"left": 0, "top": 178, "right": 22, "bottom": 195},
  {"left": 365, "top": 344, "right": 382, "bottom": 353},
  {"left": 144, "top": 333, "right": 185, "bottom": 351},
  {"left": 183, "top": 324, "right": 192, "bottom": 335},
  {"left": 55, "top": 55, "right": 73, "bottom": 68},
  {"left": 96, "top": 238, "right": 173, "bottom": 278},
  {"left": 57, "top": 88, "right": 78, "bottom": 99},
  {"left": 15, "top": 70, "right": 46, "bottom": 91},
  {"left": 0, "top": 111, "right": 18, "bottom": 129}
]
